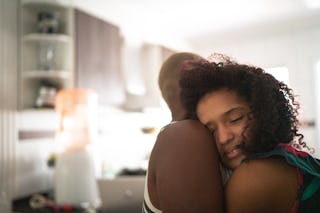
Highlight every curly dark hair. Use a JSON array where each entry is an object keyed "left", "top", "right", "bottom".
[{"left": 179, "top": 55, "right": 304, "bottom": 154}]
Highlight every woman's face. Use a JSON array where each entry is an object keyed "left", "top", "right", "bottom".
[{"left": 197, "top": 89, "right": 251, "bottom": 170}]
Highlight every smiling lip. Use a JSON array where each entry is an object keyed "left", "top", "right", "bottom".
[{"left": 224, "top": 145, "right": 242, "bottom": 159}]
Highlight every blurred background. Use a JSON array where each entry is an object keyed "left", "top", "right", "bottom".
[{"left": 1, "top": 0, "right": 320, "bottom": 212}]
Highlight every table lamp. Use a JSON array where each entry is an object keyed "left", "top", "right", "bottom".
[{"left": 54, "top": 88, "right": 101, "bottom": 209}]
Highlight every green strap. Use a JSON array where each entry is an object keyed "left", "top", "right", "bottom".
[
  {"left": 301, "top": 177, "right": 320, "bottom": 201},
  {"left": 286, "top": 153, "right": 320, "bottom": 177}
]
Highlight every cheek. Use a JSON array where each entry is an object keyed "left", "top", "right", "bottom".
[
  {"left": 236, "top": 121, "right": 251, "bottom": 139},
  {"left": 236, "top": 126, "right": 245, "bottom": 137},
  {"left": 241, "top": 123, "right": 252, "bottom": 141}
]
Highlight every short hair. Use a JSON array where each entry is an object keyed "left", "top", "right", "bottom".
[
  {"left": 179, "top": 55, "right": 303, "bottom": 154},
  {"left": 158, "top": 52, "right": 202, "bottom": 110}
]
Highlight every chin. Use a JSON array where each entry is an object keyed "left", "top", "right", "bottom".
[{"left": 223, "top": 157, "right": 245, "bottom": 170}]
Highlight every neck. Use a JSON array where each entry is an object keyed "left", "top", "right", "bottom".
[{"left": 171, "top": 108, "right": 187, "bottom": 121}]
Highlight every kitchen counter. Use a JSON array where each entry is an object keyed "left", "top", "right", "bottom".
[{"left": 12, "top": 191, "right": 102, "bottom": 213}]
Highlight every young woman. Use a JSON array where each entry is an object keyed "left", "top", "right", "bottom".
[{"left": 179, "top": 54, "right": 320, "bottom": 213}]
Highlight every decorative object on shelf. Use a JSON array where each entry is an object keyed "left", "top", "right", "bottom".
[
  {"left": 37, "top": 11, "right": 60, "bottom": 34},
  {"left": 35, "top": 80, "right": 60, "bottom": 108},
  {"left": 35, "top": 86, "right": 57, "bottom": 108},
  {"left": 54, "top": 88, "right": 101, "bottom": 209},
  {"left": 39, "top": 42, "right": 55, "bottom": 70}
]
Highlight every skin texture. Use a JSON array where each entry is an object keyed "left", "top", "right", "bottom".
[
  {"left": 146, "top": 53, "right": 225, "bottom": 212},
  {"left": 196, "top": 88, "right": 298, "bottom": 213},
  {"left": 197, "top": 89, "right": 249, "bottom": 170},
  {"left": 148, "top": 120, "right": 224, "bottom": 212},
  {"left": 225, "top": 158, "right": 298, "bottom": 213}
]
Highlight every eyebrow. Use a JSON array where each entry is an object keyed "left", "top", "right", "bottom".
[{"left": 224, "top": 107, "right": 247, "bottom": 116}]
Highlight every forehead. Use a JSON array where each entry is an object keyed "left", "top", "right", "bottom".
[{"left": 196, "top": 89, "right": 249, "bottom": 120}]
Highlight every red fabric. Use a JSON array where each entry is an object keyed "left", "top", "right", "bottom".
[
  {"left": 279, "top": 143, "right": 308, "bottom": 157},
  {"left": 290, "top": 168, "right": 304, "bottom": 213}
]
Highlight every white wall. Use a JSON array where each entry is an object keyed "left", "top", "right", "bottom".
[
  {"left": 121, "top": 40, "right": 165, "bottom": 110},
  {"left": 15, "top": 139, "right": 55, "bottom": 198},
  {"left": 15, "top": 110, "right": 58, "bottom": 198},
  {"left": 0, "top": 0, "right": 18, "bottom": 211},
  {"left": 192, "top": 21, "right": 320, "bottom": 157}
]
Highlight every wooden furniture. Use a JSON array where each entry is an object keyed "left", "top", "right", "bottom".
[{"left": 75, "top": 9, "right": 125, "bottom": 106}]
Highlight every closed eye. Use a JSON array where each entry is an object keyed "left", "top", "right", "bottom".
[{"left": 230, "top": 116, "right": 244, "bottom": 123}]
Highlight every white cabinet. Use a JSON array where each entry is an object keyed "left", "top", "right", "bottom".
[{"left": 19, "top": 0, "right": 74, "bottom": 110}]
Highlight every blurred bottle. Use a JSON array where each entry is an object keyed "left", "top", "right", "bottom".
[{"left": 39, "top": 43, "right": 55, "bottom": 70}]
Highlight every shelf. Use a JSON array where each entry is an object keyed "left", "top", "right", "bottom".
[
  {"left": 21, "top": 0, "right": 73, "bottom": 8},
  {"left": 23, "top": 33, "right": 72, "bottom": 43},
  {"left": 22, "top": 70, "right": 72, "bottom": 79},
  {"left": 19, "top": 0, "right": 74, "bottom": 110}
]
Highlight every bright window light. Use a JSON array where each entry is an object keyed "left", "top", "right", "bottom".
[
  {"left": 265, "top": 66, "right": 290, "bottom": 85},
  {"left": 302, "top": 0, "right": 320, "bottom": 9},
  {"left": 315, "top": 61, "right": 320, "bottom": 157}
]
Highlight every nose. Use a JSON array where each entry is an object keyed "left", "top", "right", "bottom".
[{"left": 215, "top": 125, "right": 234, "bottom": 145}]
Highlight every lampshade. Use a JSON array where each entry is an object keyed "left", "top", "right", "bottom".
[{"left": 54, "top": 88, "right": 98, "bottom": 152}]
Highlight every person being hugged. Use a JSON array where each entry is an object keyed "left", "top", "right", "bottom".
[{"left": 143, "top": 52, "right": 225, "bottom": 213}]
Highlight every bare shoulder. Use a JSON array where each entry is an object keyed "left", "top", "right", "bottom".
[
  {"left": 151, "top": 120, "right": 219, "bottom": 167},
  {"left": 159, "top": 119, "right": 213, "bottom": 140},
  {"left": 148, "top": 120, "right": 224, "bottom": 212},
  {"left": 225, "top": 157, "right": 298, "bottom": 213},
  {"left": 150, "top": 120, "right": 214, "bottom": 156}
]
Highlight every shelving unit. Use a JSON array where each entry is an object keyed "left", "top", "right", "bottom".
[{"left": 19, "top": 0, "right": 74, "bottom": 110}]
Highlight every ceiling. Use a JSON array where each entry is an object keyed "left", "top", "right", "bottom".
[{"left": 74, "top": 0, "right": 320, "bottom": 46}]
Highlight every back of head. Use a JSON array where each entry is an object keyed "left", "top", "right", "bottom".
[{"left": 158, "top": 52, "right": 202, "bottom": 121}]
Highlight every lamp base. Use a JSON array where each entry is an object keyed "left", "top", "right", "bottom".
[{"left": 54, "top": 149, "right": 101, "bottom": 208}]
